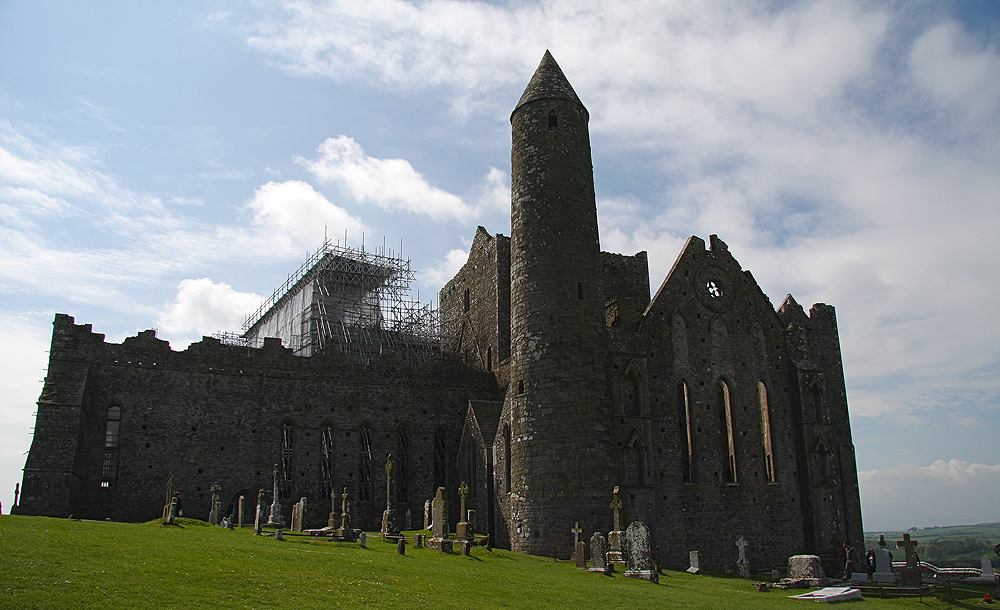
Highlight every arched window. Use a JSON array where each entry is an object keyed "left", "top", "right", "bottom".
[
  {"left": 321, "top": 424, "right": 335, "bottom": 501},
  {"left": 677, "top": 381, "right": 695, "bottom": 483},
  {"left": 503, "top": 423, "right": 512, "bottom": 493},
  {"left": 624, "top": 434, "right": 648, "bottom": 486},
  {"left": 548, "top": 112, "right": 558, "bottom": 130},
  {"left": 359, "top": 426, "right": 373, "bottom": 501},
  {"left": 280, "top": 422, "right": 294, "bottom": 501},
  {"left": 463, "top": 288, "right": 470, "bottom": 313},
  {"left": 812, "top": 441, "right": 831, "bottom": 485},
  {"left": 396, "top": 428, "right": 410, "bottom": 504},
  {"left": 758, "top": 382, "right": 776, "bottom": 483},
  {"left": 718, "top": 380, "right": 738, "bottom": 483},
  {"left": 466, "top": 444, "right": 478, "bottom": 499},
  {"left": 100, "top": 405, "right": 121, "bottom": 488},
  {"left": 433, "top": 428, "right": 446, "bottom": 492}
]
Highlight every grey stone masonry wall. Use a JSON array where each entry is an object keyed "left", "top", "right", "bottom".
[
  {"left": 504, "top": 51, "right": 618, "bottom": 557},
  {"left": 440, "top": 227, "right": 511, "bottom": 385},
  {"left": 19, "top": 314, "right": 501, "bottom": 527}
]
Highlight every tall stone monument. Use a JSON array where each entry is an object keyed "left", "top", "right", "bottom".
[
  {"left": 208, "top": 482, "right": 221, "bottom": 526},
  {"left": 571, "top": 522, "right": 586, "bottom": 569},
  {"left": 381, "top": 453, "right": 401, "bottom": 537},
  {"left": 266, "top": 464, "right": 285, "bottom": 527},
  {"left": 623, "top": 521, "right": 657, "bottom": 582},
  {"left": 736, "top": 535, "right": 751, "bottom": 579},
  {"left": 897, "top": 533, "right": 921, "bottom": 587},
  {"left": 428, "top": 487, "right": 452, "bottom": 552},
  {"left": 589, "top": 532, "right": 611, "bottom": 575},
  {"left": 456, "top": 481, "right": 470, "bottom": 540},
  {"left": 607, "top": 487, "right": 625, "bottom": 564}
]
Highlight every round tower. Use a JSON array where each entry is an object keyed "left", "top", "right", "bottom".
[{"left": 505, "top": 51, "right": 616, "bottom": 555}]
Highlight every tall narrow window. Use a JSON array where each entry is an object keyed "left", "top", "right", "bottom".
[
  {"left": 548, "top": 112, "right": 558, "bottom": 130},
  {"left": 466, "top": 444, "right": 478, "bottom": 499},
  {"left": 624, "top": 435, "right": 648, "bottom": 486},
  {"left": 718, "top": 381, "right": 737, "bottom": 483},
  {"left": 758, "top": 381, "right": 776, "bottom": 483},
  {"left": 487, "top": 347, "right": 492, "bottom": 372},
  {"left": 812, "top": 442, "right": 831, "bottom": 484},
  {"left": 503, "top": 424, "right": 512, "bottom": 492},
  {"left": 577, "top": 282, "right": 583, "bottom": 299},
  {"left": 625, "top": 369, "right": 642, "bottom": 415},
  {"left": 810, "top": 386, "right": 824, "bottom": 423},
  {"left": 101, "top": 405, "right": 121, "bottom": 488},
  {"left": 321, "top": 424, "right": 335, "bottom": 501},
  {"left": 281, "top": 422, "right": 294, "bottom": 500},
  {"left": 359, "top": 426, "right": 373, "bottom": 501},
  {"left": 433, "top": 428, "right": 446, "bottom": 491},
  {"left": 396, "top": 428, "right": 410, "bottom": 503},
  {"left": 463, "top": 288, "right": 470, "bottom": 313},
  {"left": 677, "top": 381, "right": 695, "bottom": 483}
]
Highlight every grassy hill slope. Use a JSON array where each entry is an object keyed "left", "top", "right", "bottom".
[{"left": 0, "top": 516, "right": 994, "bottom": 609}]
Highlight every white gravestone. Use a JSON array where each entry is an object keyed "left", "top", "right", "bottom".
[
  {"left": 873, "top": 547, "right": 896, "bottom": 583},
  {"left": 687, "top": 550, "right": 700, "bottom": 574}
]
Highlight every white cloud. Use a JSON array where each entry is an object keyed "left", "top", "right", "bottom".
[
  {"left": 301, "top": 136, "right": 473, "bottom": 221},
  {"left": 157, "top": 278, "right": 264, "bottom": 348},
  {"left": 859, "top": 460, "right": 1000, "bottom": 530},
  {"left": 421, "top": 247, "right": 472, "bottom": 295},
  {"left": 248, "top": 179, "right": 366, "bottom": 248}
]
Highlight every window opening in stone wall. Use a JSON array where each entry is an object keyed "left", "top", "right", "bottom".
[
  {"left": 466, "top": 444, "right": 478, "bottom": 499},
  {"left": 548, "top": 112, "right": 558, "bottom": 130},
  {"left": 433, "top": 428, "right": 446, "bottom": 491},
  {"left": 624, "top": 435, "right": 647, "bottom": 486},
  {"left": 463, "top": 287, "right": 470, "bottom": 312},
  {"left": 396, "top": 428, "right": 410, "bottom": 503},
  {"left": 810, "top": 385, "right": 824, "bottom": 423},
  {"left": 518, "top": 379, "right": 524, "bottom": 394},
  {"left": 281, "top": 422, "right": 294, "bottom": 500},
  {"left": 758, "top": 381, "right": 776, "bottom": 483},
  {"left": 504, "top": 423, "right": 512, "bottom": 492},
  {"left": 625, "top": 369, "right": 642, "bottom": 416},
  {"left": 812, "top": 441, "right": 831, "bottom": 485},
  {"left": 359, "top": 426, "right": 373, "bottom": 501},
  {"left": 577, "top": 282, "right": 583, "bottom": 299},
  {"left": 677, "top": 381, "right": 695, "bottom": 483},
  {"left": 718, "top": 381, "right": 738, "bottom": 483},
  {"left": 101, "top": 404, "right": 121, "bottom": 488},
  {"left": 487, "top": 347, "right": 492, "bottom": 372},
  {"left": 321, "top": 424, "right": 335, "bottom": 501}
]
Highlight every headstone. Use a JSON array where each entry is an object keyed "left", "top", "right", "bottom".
[
  {"left": 275, "top": 530, "right": 283, "bottom": 541},
  {"left": 161, "top": 471, "right": 174, "bottom": 521},
  {"left": 850, "top": 572, "right": 869, "bottom": 582},
  {"left": 456, "top": 481, "right": 470, "bottom": 540},
  {"left": 589, "top": 532, "right": 612, "bottom": 575},
  {"left": 428, "top": 487, "right": 452, "bottom": 552},
  {"left": 571, "top": 522, "right": 586, "bottom": 569},
  {"left": 359, "top": 531, "right": 367, "bottom": 548},
  {"left": 327, "top": 488, "right": 338, "bottom": 528},
  {"left": 405, "top": 508, "right": 412, "bottom": 531},
  {"left": 291, "top": 497, "right": 306, "bottom": 532},
  {"left": 607, "top": 486, "right": 625, "bottom": 564},
  {"left": 335, "top": 487, "right": 351, "bottom": 538},
  {"left": 687, "top": 550, "right": 700, "bottom": 574},
  {"left": 381, "top": 453, "right": 401, "bottom": 537},
  {"left": 238, "top": 495, "right": 244, "bottom": 528},
  {"left": 896, "top": 534, "right": 921, "bottom": 587},
  {"left": 254, "top": 489, "right": 265, "bottom": 535},
  {"left": 787, "top": 555, "right": 826, "bottom": 580},
  {"left": 414, "top": 533, "right": 423, "bottom": 548},
  {"left": 208, "top": 482, "right": 222, "bottom": 525},
  {"left": 623, "top": 521, "right": 657, "bottom": 582},
  {"left": 266, "top": 464, "right": 285, "bottom": 527},
  {"left": 424, "top": 499, "right": 432, "bottom": 530},
  {"left": 736, "top": 535, "right": 751, "bottom": 579},
  {"left": 462, "top": 540, "right": 472, "bottom": 556},
  {"left": 398, "top": 537, "right": 406, "bottom": 555},
  {"left": 166, "top": 496, "right": 178, "bottom": 525},
  {"left": 467, "top": 510, "right": 477, "bottom": 538},
  {"left": 13, "top": 482, "right": 20, "bottom": 513},
  {"left": 983, "top": 556, "right": 995, "bottom": 578}
]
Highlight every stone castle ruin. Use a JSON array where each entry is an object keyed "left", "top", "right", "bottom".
[{"left": 18, "top": 52, "right": 863, "bottom": 572}]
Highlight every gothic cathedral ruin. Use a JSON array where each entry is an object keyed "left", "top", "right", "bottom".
[{"left": 19, "top": 52, "right": 863, "bottom": 571}]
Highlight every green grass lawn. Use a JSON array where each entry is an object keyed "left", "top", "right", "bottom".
[{"left": 0, "top": 515, "right": 995, "bottom": 609}]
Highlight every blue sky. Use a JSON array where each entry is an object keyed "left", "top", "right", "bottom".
[{"left": 1, "top": 0, "right": 997, "bottom": 531}]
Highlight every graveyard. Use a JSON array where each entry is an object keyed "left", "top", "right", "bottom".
[{"left": 1, "top": 514, "right": 996, "bottom": 610}]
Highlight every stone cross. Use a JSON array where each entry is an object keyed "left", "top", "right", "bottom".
[
  {"left": 736, "top": 536, "right": 749, "bottom": 562},
  {"left": 162, "top": 471, "right": 174, "bottom": 520},
  {"left": 610, "top": 486, "right": 623, "bottom": 532},
  {"left": 385, "top": 453, "right": 396, "bottom": 510},
  {"left": 254, "top": 489, "right": 265, "bottom": 535},
  {"left": 328, "top": 487, "right": 338, "bottom": 527},
  {"left": 14, "top": 482, "right": 20, "bottom": 511},
  {"left": 572, "top": 522, "right": 586, "bottom": 569},
  {"left": 572, "top": 522, "right": 583, "bottom": 545},
  {"left": 459, "top": 481, "right": 469, "bottom": 519},
  {"left": 209, "top": 482, "right": 222, "bottom": 525},
  {"left": 897, "top": 534, "right": 919, "bottom": 568},
  {"left": 338, "top": 487, "right": 349, "bottom": 531},
  {"left": 268, "top": 464, "right": 285, "bottom": 527}
]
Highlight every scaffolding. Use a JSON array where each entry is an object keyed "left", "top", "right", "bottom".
[{"left": 216, "top": 239, "right": 440, "bottom": 365}]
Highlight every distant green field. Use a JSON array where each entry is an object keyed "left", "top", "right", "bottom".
[
  {"left": 0, "top": 515, "right": 995, "bottom": 610},
  {"left": 864, "top": 523, "right": 1000, "bottom": 568}
]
